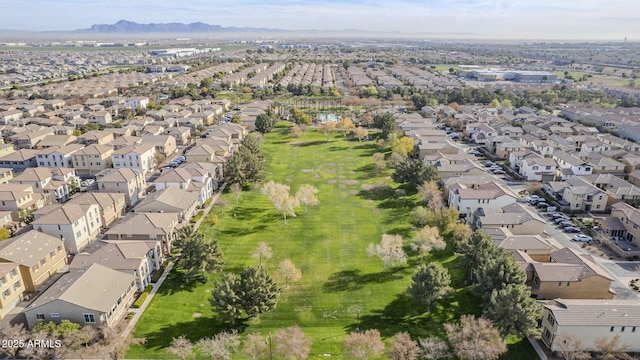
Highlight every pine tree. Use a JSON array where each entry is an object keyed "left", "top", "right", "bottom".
[
  {"left": 456, "top": 229, "right": 494, "bottom": 281},
  {"left": 239, "top": 266, "right": 281, "bottom": 318},
  {"left": 210, "top": 273, "right": 243, "bottom": 325},
  {"left": 176, "top": 225, "right": 224, "bottom": 282},
  {"left": 484, "top": 283, "right": 542, "bottom": 339},
  {"left": 471, "top": 245, "right": 526, "bottom": 305},
  {"left": 408, "top": 263, "right": 452, "bottom": 312}
]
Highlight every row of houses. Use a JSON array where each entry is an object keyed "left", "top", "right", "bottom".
[
  {"left": 399, "top": 106, "right": 640, "bottom": 354},
  {"left": 0, "top": 115, "right": 250, "bottom": 329}
]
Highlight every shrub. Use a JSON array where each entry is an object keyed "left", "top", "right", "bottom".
[
  {"left": 151, "top": 266, "right": 165, "bottom": 283},
  {"left": 133, "top": 285, "right": 154, "bottom": 308}
]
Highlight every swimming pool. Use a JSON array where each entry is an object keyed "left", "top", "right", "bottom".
[{"left": 318, "top": 114, "right": 338, "bottom": 122}]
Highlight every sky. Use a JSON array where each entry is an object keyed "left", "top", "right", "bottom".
[{"left": 1, "top": 0, "right": 639, "bottom": 40}]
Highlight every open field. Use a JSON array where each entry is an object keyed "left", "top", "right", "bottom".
[{"left": 127, "top": 126, "right": 536, "bottom": 359}]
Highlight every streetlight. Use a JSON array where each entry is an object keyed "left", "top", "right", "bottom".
[{"left": 265, "top": 331, "right": 272, "bottom": 360}]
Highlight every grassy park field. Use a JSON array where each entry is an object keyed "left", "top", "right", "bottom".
[{"left": 126, "top": 126, "right": 536, "bottom": 359}]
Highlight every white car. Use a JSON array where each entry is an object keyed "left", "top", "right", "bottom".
[{"left": 573, "top": 234, "right": 592, "bottom": 242}]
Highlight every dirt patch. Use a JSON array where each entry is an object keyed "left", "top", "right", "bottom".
[
  {"left": 193, "top": 312, "right": 202, "bottom": 318},
  {"left": 344, "top": 180, "right": 359, "bottom": 185},
  {"left": 327, "top": 162, "right": 336, "bottom": 166},
  {"left": 338, "top": 184, "right": 346, "bottom": 188},
  {"left": 301, "top": 169, "right": 315, "bottom": 173},
  {"left": 327, "top": 179, "right": 337, "bottom": 184},
  {"left": 348, "top": 171, "right": 356, "bottom": 175},
  {"left": 338, "top": 175, "right": 346, "bottom": 179},
  {"left": 361, "top": 184, "right": 375, "bottom": 191},
  {"left": 348, "top": 190, "right": 359, "bottom": 195},
  {"left": 344, "top": 156, "right": 354, "bottom": 159}
]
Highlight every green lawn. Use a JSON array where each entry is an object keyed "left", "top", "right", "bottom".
[{"left": 127, "top": 127, "right": 537, "bottom": 359}]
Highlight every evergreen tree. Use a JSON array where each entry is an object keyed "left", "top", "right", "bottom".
[
  {"left": 373, "top": 112, "right": 398, "bottom": 138},
  {"left": 471, "top": 246, "right": 526, "bottom": 305},
  {"left": 239, "top": 266, "right": 281, "bottom": 318},
  {"left": 408, "top": 263, "right": 452, "bottom": 312},
  {"left": 176, "top": 225, "right": 224, "bottom": 282},
  {"left": 255, "top": 112, "right": 276, "bottom": 134},
  {"left": 484, "top": 283, "right": 542, "bottom": 339},
  {"left": 456, "top": 230, "right": 494, "bottom": 281},
  {"left": 391, "top": 158, "right": 439, "bottom": 190},
  {"left": 210, "top": 273, "right": 243, "bottom": 325},
  {"left": 222, "top": 153, "right": 246, "bottom": 184}
]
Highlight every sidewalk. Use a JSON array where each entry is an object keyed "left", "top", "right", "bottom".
[{"left": 120, "top": 183, "right": 227, "bottom": 340}]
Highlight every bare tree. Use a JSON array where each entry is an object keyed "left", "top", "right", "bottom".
[
  {"left": 295, "top": 184, "right": 319, "bottom": 212},
  {"left": 417, "top": 182, "right": 443, "bottom": 209},
  {"left": 230, "top": 183, "right": 242, "bottom": 205},
  {"left": 215, "top": 196, "right": 230, "bottom": 215},
  {"left": 594, "top": 335, "right": 632, "bottom": 360},
  {"left": 418, "top": 336, "right": 450, "bottom": 360},
  {"left": 272, "top": 326, "right": 312, "bottom": 360},
  {"left": 373, "top": 152, "right": 387, "bottom": 171},
  {"left": 197, "top": 331, "right": 240, "bottom": 360},
  {"left": 411, "top": 225, "right": 446, "bottom": 263},
  {"left": 252, "top": 242, "right": 273, "bottom": 265},
  {"left": 291, "top": 126, "right": 303, "bottom": 138},
  {"left": 242, "top": 333, "right": 269, "bottom": 360},
  {"left": 343, "top": 329, "right": 386, "bottom": 360},
  {"left": 555, "top": 333, "right": 591, "bottom": 360},
  {"left": 448, "top": 222, "right": 472, "bottom": 247},
  {"left": 167, "top": 335, "right": 194, "bottom": 360},
  {"left": 354, "top": 126, "right": 369, "bottom": 142},
  {"left": 262, "top": 181, "right": 299, "bottom": 224},
  {"left": 318, "top": 122, "right": 336, "bottom": 142},
  {"left": 367, "top": 234, "right": 407, "bottom": 272},
  {"left": 278, "top": 258, "right": 302, "bottom": 288},
  {"left": 444, "top": 315, "right": 506, "bottom": 360},
  {"left": 388, "top": 332, "right": 420, "bottom": 360}
]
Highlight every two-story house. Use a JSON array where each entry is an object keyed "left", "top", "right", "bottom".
[
  {"left": 448, "top": 181, "right": 518, "bottom": 217},
  {"left": 0, "top": 183, "right": 49, "bottom": 222},
  {"left": 609, "top": 202, "right": 640, "bottom": 246},
  {"left": 77, "top": 131, "right": 114, "bottom": 146},
  {"left": 472, "top": 202, "right": 547, "bottom": 236},
  {"left": 583, "top": 174, "right": 640, "bottom": 206},
  {"left": 0, "top": 149, "right": 39, "bottom": 172},
  {"left": 66, "top": 192, "right": 125, "bottom": 228},
  {"left": 86, "top": 111, "right": 112, "bottom": 125},
  {"left": 32, "top": 203, "right": 102, "bottom": 254},
  {"left": 111, "top": 143, "right": 156, "bottom": 174},
  {"left": 133, "top": 187, "right": 199, "bottom": 224},
  {"left": 0, "top": 263, "right": 25, "bottom": 319},
  {"left": 141, "top": 135, "right": 176, "bottom": 158},
  {"left": 519, "top": 152, "right": 557, "bottom": 181},
  {"left": 0, "top": 230, "right": 67, "bottom": 293},
  {"left": 553, "top": 150, "right": 593, "bottom": 180},
  {"left": 104, "top": 212, "right": 180, "bottom": 254},
  {"left": 35, "top": 144, "right": 84, "bottom": 168},
  {"left": 96, "top": 168, "right": 146, "bottom": 207},
  {"left": 154, "top": 167, "right": 214, "bottom": 207},
  {"left": 10, "top": 167, "right": 79, "bottom": 204},
  {"left": 23, "top": 263, "right": 136, "bottom": 329},
  {"left": 71, "top": 144, "right": 114, "bottom": 176},
  {"left": 562, "top": 177, "right": 608, "bottom": 213},
  {"left": 540, "top": 299, "right": 640, "bottom": 353}
]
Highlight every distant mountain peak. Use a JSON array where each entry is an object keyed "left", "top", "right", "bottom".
[{"left": 81, "top": 20, "right": 225, "bottom": 33}]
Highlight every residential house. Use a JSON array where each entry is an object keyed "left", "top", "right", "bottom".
[
  {"left": 154, "top": 167, "right": 214, "bottom": 206},
  {"left": 10, "top": 167, "right": 79, "bottom": 204},
  {"left": 86, "top": 111, "right": 112, "bottom": 125},
  {"left": 553, "top": 150, "right": 593, "bottom": 180},
  {"left": 0, "top": 110, "right": 23, "bottom": 125},
  {"left": 628, "top": 170, "right": 640, "bottom": 187},
  {"left": 562, "top": 177, "right": 608, "bottom": 213},
  {"left": 71, "top": 144, "right": 114, "bottom": 176},
  {"left": 36, "top": 144, "right": 84, "bottom": 168},
  {"left": 0, "top": 230, "right": 66, "bottom": 293},
  {"left": 618, "top": 153, "right": 640, "bottom": 174},
  {"left": 70, "top": 240, "right": 161, "bottom": 292},
  {"left": 10, "top": 129, "right": 55, "bottom": 149},
  {"left": 111, "top": 144, "right": 156, "bottom": 174},
  {"left": 0, "top": 183, "right": 49, "bottom": 222},
  {"left": 77, "top": 131, "right": 114, "bottom": 146},
  {"left": 0, "top": 149, "right": 38, "bottom": 171},
  {"left": 23, "top": 263, "right": 136, "bottom": 329},
  {"left": 164, "top": 127, "right": 191, "bottom": 146},
  {"left": 182, "top": 162, "right": 223, "bottom": 189},
  {"left": 104, "top": 212, "right": 180, "bottom": 254},
  {"left": 141, "top": 135, "right": 176, "bottom": 158},
  {"left": 579, "top": 153, "right": 626, "bottom": 176},
  {"left": 133, "top": 187, "right": 199, "bottom": 224},
  {"left": 583, "top": 174, "right": 640, "bottom": 206},
  {"left": 489, "top": 228, "right": 557, "bottom": 262},
  {"left": 540, "top": 299, "right": 640, "bottom": 352},
  {"left": 609, "top": 202, "right": 640, "bottom": 246},
  {"left": 472, "top": 202, "right": 547, "bottom": 235},
  {"left": 67, "top": 192, "right": 125, "bottom": 228},
  {"left": 0, "top": 168, "right": 14, "bottom": 185},
  {"left": 448, "top": 181, "right": 518, "bottom": 217},
  {"left": 493, "top": 137, "right": 525, "bottom": 159},
  {"left": 32, "top": 203, "right": 102, "bottom": 254},
  {"left": 519, "top": 152, "right": 557, "bottom": 181},
  {"left": 96, "top": 168, "right": 146, "bottom": 207},
  {"left": 125, "top": 97, "right": 149, "bottom": 109},
  {"left": 0, "top": 262, "right": 25, "bottom": 319},
  {"left": 35, "top": 135, "right": 77, "bottom": 149},
  {"left": 521, "top": 247, "right": 615, "bottom": 300}
]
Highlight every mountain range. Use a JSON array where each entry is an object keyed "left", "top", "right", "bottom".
[{"left": 80, "top": 20, "right": 277, "bottom": 33}]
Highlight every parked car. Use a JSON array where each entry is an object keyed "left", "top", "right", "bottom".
[
  {"left": 526, "top": 195, "right": 542, "bottom": 204},
  {"left": 573, "top": 234, "right": 592, "bottom": 242},
  {"left": 536, "top": 202, "right": 550, "bottom": 209},
  {"left": 559, "top": 222, "right": 575, "bottom": 229},
  {"left": 550, "top": 212, "right": 568, "bottom": 219},
  {"left": 564, "top": 227, "right": 581, "bottom": 233},
  {"left": 555, "top": 217, "right": 571, "bottom": 224},
  {"left": 492, "top": 170, "right": 506, "bottom": 175}
]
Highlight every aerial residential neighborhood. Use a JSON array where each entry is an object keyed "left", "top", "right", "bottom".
[{"left": 1, "top": 5, "right": 640, "bottom": 359}]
